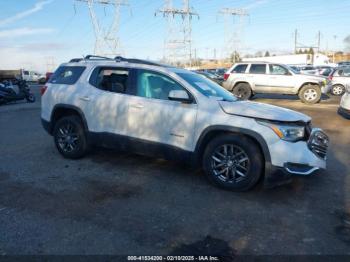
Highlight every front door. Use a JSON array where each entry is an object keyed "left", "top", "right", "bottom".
[
  {"left": 127, "top": 69, "right": 197, "bottom": 152},
  {"left": 267, "top": 64, "right": 295, "bottom": 94}
]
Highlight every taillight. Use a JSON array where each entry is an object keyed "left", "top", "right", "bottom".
[
  {"left": 328, "top": 75, "right": 333, "bottom": 81},
  {"left": 40, "top": 85, "right": 47, "bottom": 96},
  {"left": 224, "top": 73, "right": 230, "bottom": 81}
]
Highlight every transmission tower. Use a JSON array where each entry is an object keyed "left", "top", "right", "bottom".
[
  {"left": 156, "top": 0, "right": 198, "bottom": 66},
  {"left": 75, "top": 0, "right": 130, "bottom": 57},
  {"left": 218, "top": 8, "right": 248, "bottom": 61}
]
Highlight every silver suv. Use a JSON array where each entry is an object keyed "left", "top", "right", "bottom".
[
  {"left": 329, "top": 67, "right": 350, "bottom": 96},
  {"left": 223, "top": 62, "right": 329, "bottom": 104},
  {"left": 40, "top": 55, "right": 328, "bottom": 191}
]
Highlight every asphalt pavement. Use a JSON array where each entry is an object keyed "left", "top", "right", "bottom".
[{"left": 0, "top": 85, "right": 349, "bottom": 256}]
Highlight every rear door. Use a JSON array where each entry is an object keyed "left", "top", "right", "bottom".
[
  {"left": 247, "top": 64, "right": 269, "bottom": 92},
  {"left": 84, "top": 66, "right": 132, "bottom": 135},
  {"left": 267, "top": 64, "right": 296, "bottom": 94}
]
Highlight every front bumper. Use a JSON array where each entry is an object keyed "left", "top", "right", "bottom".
[
  {"left": 41, "top": 118, "right": 53, "bottom": 135},
  {"left": 338, "top": 106, "right": 350, "bottom": 119},
  {"left": 265, "top": 128, "right": 329, "bottom": 187}
]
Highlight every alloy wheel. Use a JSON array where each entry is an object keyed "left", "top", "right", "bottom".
[
  {"left": 333, "top": 85, "right": 344, "bottom": 95},
  {"left": 56, "top": 123, "right": 79, "bottom": 153},
  {"left": 303, "top": 88, "right": 317, "bottom": 101},
  {"left": 211, "top": 144, "right": 250, "bottom": 183}
]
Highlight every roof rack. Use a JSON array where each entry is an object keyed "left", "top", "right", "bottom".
[
  {"left": 115, "top": 56, "right": 172, "bottom": 67},
  {"left": 69, "top": 55, "right": 113, "bottom": 63},
  {"left": 85, "top": 55, "right": 113, "bottom": 60},
  {"left": 69, "top": 55, "right": 173, "bottom": 68}
]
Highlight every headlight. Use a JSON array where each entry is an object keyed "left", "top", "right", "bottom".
[{"left": 257, "top": 120, "right": 305, "bottom": 142}]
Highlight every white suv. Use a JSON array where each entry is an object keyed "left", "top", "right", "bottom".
[
  {"left": 41, "top": 56, "right": 329, "bottom": 191},
  {"left": 223, "top": 62, "right": 329, "bottom": 104}
]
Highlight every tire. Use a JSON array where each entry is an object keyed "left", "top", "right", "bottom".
[
  {"left": 202, "top": 134, "right": 263, "bottom": 191},
  {"left": 331, "top": 84, "right": 345, "bottom": 96},
  {"left": 298, "top": 84, "right": 321, "bottom": 104},
  {"left": 53, "top": 115, "right": 89, "bottom": 159},
  {"left": 26, "top": 93, "right": 36, "bottom": 103},
  {"left": 232, "top": 83, "right": 252, "bottom": 100}
]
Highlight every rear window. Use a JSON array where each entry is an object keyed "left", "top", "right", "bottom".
[
  {"left": 232, "top": 64, "right": 248, "bottom": 73},
  {"left": 249, "top": 64, "right": 266, "bottom": 74},
  {"left": 49, "top": 66, "right": 86, "bottom": 84}
]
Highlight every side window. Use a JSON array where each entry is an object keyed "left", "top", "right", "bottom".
[
  {"left": 232, "top": 64, "right": 248, "bottom": 73},
  {"left": 136, "top": 70, "right": 184, "bottom": 100},
  {"left": 94, "top": 68, "right": 129, "bottom": 94},
  {"left": 49, "top": 66, "right": 86, "bottom": 85},
  {"left": 249, "top": 64, "right": 266, "bottom": 74},
  {"left": 269, "top": 64, "right": 289, "bottom": 75},
  {"left": 24, "top": 71, "right": 29, "bottom": 75}
]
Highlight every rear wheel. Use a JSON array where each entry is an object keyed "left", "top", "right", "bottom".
[
  {"left": 232, "top": 83, "right": 252, "bottom": 100},
  {"left": 331, "top": 84, "right": 345, "bottom": 96},
  {"left": 53, "top": 116, "right": 89, "bottom": 159},
  {"left": 202, "top": 134, "right": 263, "bottom": 191},
  {"left": 298, "top": 84, "right": 321, "bottom": 104}
]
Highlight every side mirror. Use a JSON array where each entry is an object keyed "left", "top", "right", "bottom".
[{"left": 168, "top": 90, "right": 192, "bottom": 103}]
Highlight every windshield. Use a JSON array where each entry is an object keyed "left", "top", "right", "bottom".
[
  {"left": 177, "top": 72, "right": 237, "bottom": 102},
  {"left": 286, "top": 65, "right": 300, "bottom": 74}
]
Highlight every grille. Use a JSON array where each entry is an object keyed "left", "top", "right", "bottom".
[{"left": 308, "top": 129, "right": 329, "bottom": 160}]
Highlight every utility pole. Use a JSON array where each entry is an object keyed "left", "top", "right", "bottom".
[
  {"left": 218, "top": 8, "right": 248, "bottom": 61},
  {"left": 45, "top": 56, "right": 55, "bottom": 72},
  {"left": 317, "top": 31, "right": 321, "bottom": 53},
  {"left": 75, "top": 0, "right": 130, "bottom": 57},
  {"left": 294, "top": 29, "right": 298, "bottom": 54},
  {"left": 333, "top": 35, "right": 337, "bottom": 63},
  {"left": 156, "top": 0, "right": 199, "bottom": 66}
]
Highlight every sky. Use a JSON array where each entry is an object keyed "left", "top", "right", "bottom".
[{"left": 0, "top": 0, "right": 349, "bottom": 72}]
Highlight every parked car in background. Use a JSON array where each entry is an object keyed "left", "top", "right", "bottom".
[
  {"left": 316, "top": 66, "right": 333, "bottom": 77},
  {"left": 41, "top": 55, "right": 329, "bottom": 191},
  {"left": 195, "top": 70, "right": 224, "bottom": 85},
  {"left": 22, "top": 70, "right": 45, "bottom": 83},
  {"left": 223, "top": 62, "right": 329, "bottom": 104},
  {"left": 298, "top": 65, "right": 318, "bottom": 75},
  {"left": 328, "top": 67, "right": 350, "bottom": 96},
  {"left": 0, "top": 69, "right": 45, "bottom": 83},
  {"left": 213, "top": 68, "right": 227, "bottom": 77},
  {"left": 338, "top": 84, "right": 350, "bottom": 119},
  {"left": 338, "top": 61, "right": 350, "bottom": 67}
]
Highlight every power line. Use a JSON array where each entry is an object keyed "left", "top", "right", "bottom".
[
  {"left": 75, "top": 0, "right": 131, "bottom": 57},
  {"left": 218, "top": 8, "right": 249, "bottom": 61},
  {"left": 155, "top": 0, "right": 199, "bottom": 66}
]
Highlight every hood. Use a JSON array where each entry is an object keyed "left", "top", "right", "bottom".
[
  {"left": 219, "top": 101, "right": 311, "bottom": 123},
  {"left": 299, "top": 74, "right": 326, "bottom": 81}
]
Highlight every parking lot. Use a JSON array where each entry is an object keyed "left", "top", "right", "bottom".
[{"left": 0, "top": 85, "right": 349, "bottom": 255}]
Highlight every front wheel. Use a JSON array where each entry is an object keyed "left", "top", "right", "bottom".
[
  {"left": 202, "top": 135, "right": 263, "bottom": 191},
  {"left": 53, "top": 116, "right": 89, "bottom": 159},
  {"left": 298, "top": 84, "right": 321, "bottom": 104},
  {"left": 331, "top": 84, "right": 345, "bottom": 96}
]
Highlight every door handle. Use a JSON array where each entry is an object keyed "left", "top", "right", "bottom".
[
  {"left": 79, "top": 96, "right": 91, "bottom": 102},
  {"left": 130, "top": 103, "right": 144, "bottom": 109}
]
